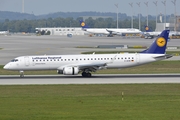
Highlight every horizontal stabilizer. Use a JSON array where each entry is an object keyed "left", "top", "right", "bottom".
[{"left": 153, "top": 54, "right": 173, "bottom": 59}]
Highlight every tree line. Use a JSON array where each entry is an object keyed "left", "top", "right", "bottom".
[{"left": 0, "top": 17, "right": 156, "bottom": 33}]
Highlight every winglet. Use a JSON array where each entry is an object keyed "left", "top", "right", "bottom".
[{"left": 140, "top": 30, "right": 170, "bottom": 54}]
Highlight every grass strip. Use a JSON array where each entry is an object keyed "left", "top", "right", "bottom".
[
  {"left": 0, "top": 84, "right": 180, "bottom": 120},
  {"left": 81, "top": 51, "right": 180, "bottom": 55}
]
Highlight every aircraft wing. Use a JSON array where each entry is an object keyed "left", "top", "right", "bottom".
[
  {"left": 106, "top": 29, "right": 113, "bottom": 33},
  {"left": 57, "top": 55, "right": 116, "bottom": 72},
  {"left": 57, "top": 62, "right": 107, "bottom": 72},
  {"left": 78, "top": 62, "right": 107, "bottom": 72}
]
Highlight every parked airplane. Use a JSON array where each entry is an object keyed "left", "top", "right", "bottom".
[
  {"left": 143, "top": 26, "right": 161, "bottom": 39},
  {"left": 3, "top": 30, "right": 172, "bottom": 77},
  {"left": 80, "top": 20, "right": 141, "bottom": 37},
  {"left": 143, "top": 26, "right": 179, "bottom": 39},
  {"left": 0, "top": 31, "right": 9, "bottom": 35}
]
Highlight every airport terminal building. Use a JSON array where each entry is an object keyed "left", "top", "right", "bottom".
[
  {"left": 155, "top": 16, "right": 180, "bottom": 32},
  {"left": 35, "top": 27, "right": 86, "bottom": 36}
]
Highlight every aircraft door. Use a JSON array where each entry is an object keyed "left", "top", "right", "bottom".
[
  {"left": 24, "top": 56, "right": 30, "bottom": 66},
  {"left": 136, "top": 54, "right": 140, "bottom": 64}
]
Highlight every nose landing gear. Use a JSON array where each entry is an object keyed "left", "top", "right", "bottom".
[{"left": 19, "top": 70, "right": 24, "bottom": 78}]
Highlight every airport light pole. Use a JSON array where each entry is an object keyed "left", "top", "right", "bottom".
[
  {"left": 162, "top": 0, "right": 166, "bottom": 29},
  {"left": 171, "top": 0, "right": 177, "bottom": 31},
  {"left": 114, "top": 3, "right": 119, "bottom": 28},
  {"left": 153, "top": 1, "right": 158, "bottom": 31},
  {"left": 129, "top": 3, "right": 133, "bottom": 28},
  {"left": 136, "top": 2, "right": 141, "bottom": 30},
  {"left": 144, "top": 1, "right": 149, "bottom": 27},
  {"left": 22, "top": 0, "right": 24, "bottom": 13}
]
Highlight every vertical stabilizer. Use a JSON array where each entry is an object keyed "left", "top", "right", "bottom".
[
  {"left": 79, "top": 20, "right": 89, "bottom": 29},
  {"left": 140, "top": 30, "right": 169, "bottom": 54}
]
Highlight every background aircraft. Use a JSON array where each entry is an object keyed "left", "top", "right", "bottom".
[
  {"left": 143, "top": 26, "right": 180, "bottom": 39},
  {"left": 0, "top": 31, "right": 9, "bottom": 35},
  {"left": 80, "top": 20, "right": 141, "bottom": 37}
]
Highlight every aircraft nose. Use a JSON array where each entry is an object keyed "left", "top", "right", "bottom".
[{"left": 3, "top": 64, "right": 9, "bottom": 70}]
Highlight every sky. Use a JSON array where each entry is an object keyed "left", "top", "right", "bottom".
[{"left": 0, "top": 0, "right": 179, "bottom": 16}]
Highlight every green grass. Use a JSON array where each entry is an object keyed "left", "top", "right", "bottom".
[
  {"left": 0, "top": 84, "right": 180, "bottom": 120},
  {"left": 1, "top": 61, "right": 180, "bottom": 75},
  {"left": 81, "top": 51, "right": 180, "bottom": 56}
]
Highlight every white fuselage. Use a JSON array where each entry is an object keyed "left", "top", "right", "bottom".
[
  {"left": 85, "top": 28, "right": 141, "bottom": 35},
  {"left": 144, "top": 31, "right": 180, "bottom": 37},
  {"left": 4, "top": 53, "right": 165, "bottom": 71}
]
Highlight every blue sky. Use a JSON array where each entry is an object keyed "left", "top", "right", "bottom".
[{"left": 0, "top": 0, "right": 179, "bottom": 16}]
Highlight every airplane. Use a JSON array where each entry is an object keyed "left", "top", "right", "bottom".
[
  {"left": 143, "top": 26, "right": 161, "bottom": 39},
  {"left": 3, "top": 30, "right": 172, "bottom": 77},
  {"left": 143, "top": 26, "right": 180, "bottom": 39},
  {"left": 80, "top": 20, "right": 142, "bottom": 37},
  {"left": 0, "top": 30, "right": 9, "bottom": 35}
]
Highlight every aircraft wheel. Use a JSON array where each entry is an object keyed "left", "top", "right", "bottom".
[
  {"left": 82, "top": 72, "right": 86, "bottom": 77},
  {"left": 87, "top": 73, "right": 91, "bottom": 77},
  {"left": 82, "top": 72, "right": 92, "bottom": 77}
]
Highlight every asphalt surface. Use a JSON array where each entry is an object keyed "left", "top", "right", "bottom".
[
  {"left": 0, "top": 74, "right": 180, "bottom": 85},
  {"left": 0, "top": 35, "right": 180, "bottom": 65}
]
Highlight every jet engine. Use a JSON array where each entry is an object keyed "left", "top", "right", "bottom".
[{"left": 57, "top": 66, "right": 79, "bottom": 75}]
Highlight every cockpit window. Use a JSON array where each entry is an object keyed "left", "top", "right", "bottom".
[{"left": 11, "top": 59, "right": 18, "bottom": 62}]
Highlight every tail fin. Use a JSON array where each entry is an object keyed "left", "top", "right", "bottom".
[
  {"left": 140, "top": 30, "right": 170, "bottom": 54},
  {"left": 145, "top": 26, "right": 152, "bottom": 32},
  {"left": 79, "top": 20, "right": 89, "bottom": 29}
]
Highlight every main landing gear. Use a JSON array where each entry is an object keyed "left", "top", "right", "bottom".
[
  {"left": 19, "top": 70, "right": 24, "bottom": 78},
  {"left": 81, "top": 72, "right": 92, "bottom": 77}
]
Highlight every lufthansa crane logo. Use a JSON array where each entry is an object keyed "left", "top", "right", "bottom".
[
  {"left": 145, "top": 26, "right": 149, "bottom": 31},
  {"left": 156, "top": 37, "right": 166, "bottom": 47},
  {"left": 81, "top": 22, "right": 85, "bottom": 27}
]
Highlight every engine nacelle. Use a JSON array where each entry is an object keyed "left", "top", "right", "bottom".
[{"left": 57, "top": 66, "right": 79, "bottom": 75}]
